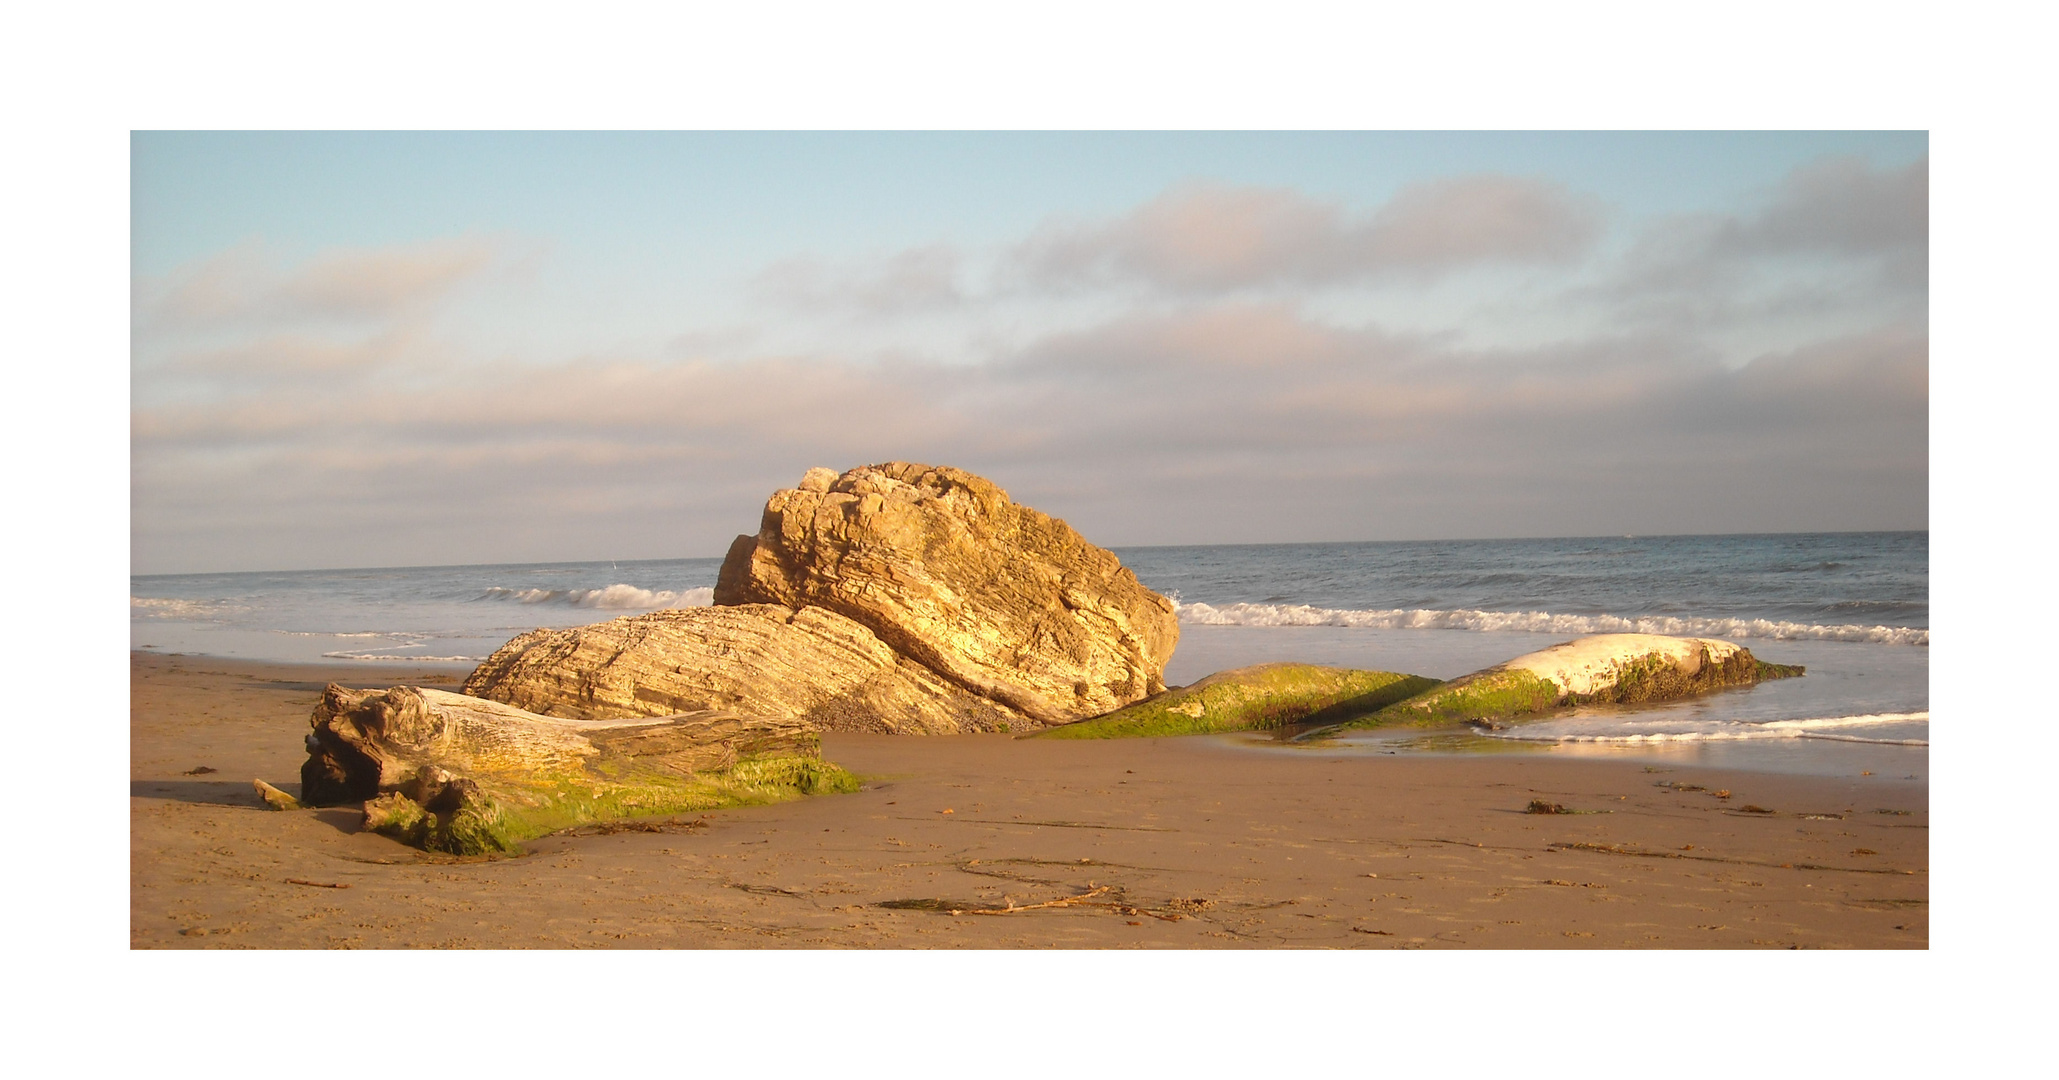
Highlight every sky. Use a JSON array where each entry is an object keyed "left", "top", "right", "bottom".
[{"left": 131, "top": 131, "right": 1928, "bottom": 575}]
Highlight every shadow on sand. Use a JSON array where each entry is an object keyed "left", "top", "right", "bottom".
[
  {"left": 131, "top": 779, "right": 370, "bottom": 837},
  {"left": 131, "top": 778, "right": 277, "bottom": 808}
]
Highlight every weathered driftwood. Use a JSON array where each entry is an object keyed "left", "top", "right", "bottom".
[{"left": 299, "top": 684, "right": 855, "bottom": 855}]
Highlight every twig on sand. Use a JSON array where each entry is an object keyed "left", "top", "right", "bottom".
[
  {"left": 955, "top": 886, "right": 1111, "bottom": 915},
  {"left": 879, "top": 885, "right": 1197, "bottom": 922},
  {"left": 972, "top": 888, "right": 1200, "bottom": 922},
  {"left": 285, "top": 878, "right": 351, "bottom": 889}
]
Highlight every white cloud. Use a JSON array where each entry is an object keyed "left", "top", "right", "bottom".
[
  {"left": 1601, "top": 155, "right": 1929, "bottom": 328},
  {"left": 752, "top": 244, "right": 964, "bottom": 315},
  {"left": 1012, "top": 176, "right": 1601, "bottom": 293},
  {"left": 134, "top": 235, "right": 499, "bottom": 334}
]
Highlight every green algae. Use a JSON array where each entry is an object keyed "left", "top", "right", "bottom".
[
  {"left": 364, "top": 755, "right": 861, "bottom": 857},
  {"left": 494, "top": 756, "right": 858, "bottom": 845},
  {"left": 433, "top": 799, "right": 526, "bottom": 856},
  {"left": 1575, "top": 646, "right": 1801, "bottom": 706},
  {"left": 726, "top": 755, "right": 863, "bottom": 795},
  {"left": 1344, "top": 667, "right": 1563, "bottom": 730},
  {"left": 1755, "top": 659, "right": 1806, "bottom": 680},
  {"left": 1302, "top": 643, "right": 1808, "bottom": 740},
  {"left": 1036, "top": 663, "right": 1441, "bottom": 740}
]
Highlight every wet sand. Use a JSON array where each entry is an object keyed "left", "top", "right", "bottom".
[{"left": 131, "top": 651, "right": 1927, "bottom": 948}]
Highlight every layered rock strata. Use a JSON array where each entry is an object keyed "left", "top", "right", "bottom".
[
  {"left": 464, "top": 462, "right": 1180, "bottom": 732},
  {"left": 714, "top": 462, "right": 1180, "bottom": 725},
  {"left": 461, "top": 603, "right": 1020, "bottom": 734}
]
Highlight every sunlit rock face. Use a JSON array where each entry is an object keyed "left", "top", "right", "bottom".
[
  {"left": 462, "top": 602, "right": 1020, "bottom": 735},
  {"left": 467, "top": 462, "right": 1179, "bottom": 733},
  {"left": 714, "top": 462, "right": 1180, "bottom": 726}
]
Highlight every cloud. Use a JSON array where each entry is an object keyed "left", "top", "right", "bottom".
[
  {"left": 1728, "top": 323, "right": 1928, "bottom": 426},
  {"left": 160, "top": 330, "right": 415, "bottom": 381},
  {"left": 1364, "top": 175, "right": 1604, "bottom": 272},
  {"left": 1718, "top": 155, "right": 1928, "bottom": 259},
  {"left": 133, "top": 298, "right": 1926, "bottom": 571},
  {"left": 1012, "top": 176, "right": 1600, "bottom": 293},
  {"left": 130, "top": 161, "right": 1925, "bottom": 573},
  {"left": 751, "top": 244, "right": 964, "bottom": 315},
  {"left": 1602, "top": 155, "right": 1929, "bottom": 322},
  {"left": 135, "top": 235, "right": 498, "bottom": 333}
]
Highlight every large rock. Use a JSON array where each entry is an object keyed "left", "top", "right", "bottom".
[
  {"left": 713, "top": 462, "right": 1179, "bottom": 724},
  {"left": 462, "top": 603, "right": 1021, "bottom": 734}
]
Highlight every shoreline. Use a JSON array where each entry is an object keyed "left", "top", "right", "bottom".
[{"left": 131, "top": 651, "right": 1927, "bottom": 948}]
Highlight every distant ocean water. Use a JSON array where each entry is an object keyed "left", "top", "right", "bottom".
[{"left": 132, "top": 531, "right": 1927, "bottom": 776}]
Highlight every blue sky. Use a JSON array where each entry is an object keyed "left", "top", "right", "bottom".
[
  {"left": 132, "top": 131, "right": 1928, "bottom": 574},
  {"left": 134, "top": 132, "right": 1927, "bottom": 272}
]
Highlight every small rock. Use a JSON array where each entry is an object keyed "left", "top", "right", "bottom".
[{"left": 253, "top": 779, "right": 301, "bottom": 811}]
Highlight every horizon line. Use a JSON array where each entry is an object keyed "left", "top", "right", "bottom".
[{"left": 130, "top": 527, "right": 1930, "bottom": 579}]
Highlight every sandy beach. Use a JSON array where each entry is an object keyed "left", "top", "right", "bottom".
[{"left": 131, "top": 651, "right": 1927, "bottom": 949}]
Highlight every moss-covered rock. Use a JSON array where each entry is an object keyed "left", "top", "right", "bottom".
[
  {"left": 1035, "top": 663, "right": 1441, "bottom": 739},
  {"left": 1303, "top": 634, "right": 1805, "bottom": 737},
  {"left": 1355, "top": 667, "right": 1565, "bottom": 729}
]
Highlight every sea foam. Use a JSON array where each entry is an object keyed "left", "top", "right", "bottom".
[
  {"left": 131, "top": 596, "right": 247, "bottom": 620},
  {"left": 1172, "top": 600, "right": 1928, "bottom": 646},
  {"left": 320, "top": 652, "right": 488, "bottom": 663},
  {"left": 476, "top": 584, "right": 714, "bottom": 610}
]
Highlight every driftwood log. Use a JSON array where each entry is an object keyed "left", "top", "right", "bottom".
[{"left": 299, "top": 684, "right": 855, "bottom": 855}]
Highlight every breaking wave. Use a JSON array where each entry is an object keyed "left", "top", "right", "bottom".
[
  {"left": 475, "top": 584, "right": 713, "bottom": 610},
  {"left": 1172, "top": 600, "right": 1927, "bottom": 646},
  {"left": 131, "top": 596, "right": 246, "bottom": 620},
  {"left": 321, "top": 652, "right": 487, "bottom": 662},
  {"left": 277, "top": 630, "right": 387, "bottom": 638}
]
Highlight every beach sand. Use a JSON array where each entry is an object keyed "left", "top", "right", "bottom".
[{"left": 131, "top": 651, "right": 1927, "bottom": 949}]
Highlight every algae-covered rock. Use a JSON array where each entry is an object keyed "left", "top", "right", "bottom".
[
  {"left": 300, "top": 683, "right": 858, "bottom": 856},
  {"left": 714, "top": 462, "right": 1180, "bottom": 725},
  {"left": 1308, "top": 633, "right": 1803, "bottom": 735},
  {"left": 361, "top": 791, "right": 428, "bottom": 837},
  {"left": 1038, "top": 663, "right": 1441, "bottom": 739}
]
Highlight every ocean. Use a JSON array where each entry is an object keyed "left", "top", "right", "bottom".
[{"left": 131, "top": 531, "right": 1927, "bottom": 777}]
